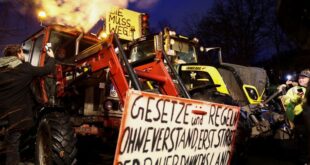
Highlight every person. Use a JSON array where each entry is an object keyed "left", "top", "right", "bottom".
[
  {"left": 0, "top": 44, "right": 55, "bottom": 165},
  {"left": 56, "top": 48, "right": 66, "bottom": 61},
  {"left": 302, "top": 86, "right": 310, "bottom": 164},
  {"left": 282, "top": 69, "right": 310, "bottom": 121},
  {"left": 281, "top": 69, "right": 309, "bottom": 164}
]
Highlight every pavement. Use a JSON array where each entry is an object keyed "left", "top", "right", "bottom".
[{"left": 0, "top": 136, "right": 304, "bottom": 165}]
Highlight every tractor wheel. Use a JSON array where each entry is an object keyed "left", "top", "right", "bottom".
[{"left": 35, "top": 112, "right": 77, "bottom": 165}]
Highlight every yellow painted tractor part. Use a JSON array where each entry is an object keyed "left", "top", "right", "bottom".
[{"left": 179, "top": 65, "right": 229, "bottom": 95}]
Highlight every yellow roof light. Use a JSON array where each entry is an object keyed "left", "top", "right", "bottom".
[
  {"left": 192, "top": 37, "right": 199, "bottom": 43},
  {"left": 200, "top": 46, "right": 204, "bottom": 52},
  {"left": 170, "top": 39, "right": 175, "bottom": 45},
  {"left": 169, "top": 31, "right": 176, "bottom": 36},
  {"left": 99, "top": 32, "right": 108, "bottom": 40},
  {"left": 38, "top": 11, "right": 47, "bottom": 19}
]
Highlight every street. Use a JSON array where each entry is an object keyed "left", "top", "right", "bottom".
[
  {"left": 76, "top": 137, "right": 300, "bottom": 165},
  {"left": 0, "top": 135, "right": 302, "bottom": 165}
]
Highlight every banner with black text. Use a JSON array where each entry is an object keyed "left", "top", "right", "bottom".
[{"left": 114, "top": 90, "right": 240, "bottom": 165}]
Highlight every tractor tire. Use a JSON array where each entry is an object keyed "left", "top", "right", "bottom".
[{"left": 35, "top": 112, "right": 77, "bottom": 165}]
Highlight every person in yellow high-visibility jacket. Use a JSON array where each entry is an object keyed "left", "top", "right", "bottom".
[
  {"left": 281, "top": 69, "right": 310, "bottom": 164},
  {"left": 283, "top": 69, "right": 310, "bottom": 121}
]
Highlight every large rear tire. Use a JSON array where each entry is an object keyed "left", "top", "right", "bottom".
[{"left": 35, "top": 112, "right": 77, "bottom": 165}]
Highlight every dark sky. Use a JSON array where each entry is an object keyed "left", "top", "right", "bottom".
[
  {"left": 0, "top": 0, "right": 214, "bottom": 52},
  {"left": 128, "top": 0, "right": 213, "bottom": 32}
]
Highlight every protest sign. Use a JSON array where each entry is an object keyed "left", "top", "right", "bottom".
[
  {"left": 106, "top": 7, "right": 142, "bottom": 41},
  {"left": 114, "top": 90, "right": 240, "bottom": 165}
]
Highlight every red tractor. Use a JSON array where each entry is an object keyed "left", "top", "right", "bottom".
[{"left": 21, "top": 24, "right": 190, "bottom": 164}]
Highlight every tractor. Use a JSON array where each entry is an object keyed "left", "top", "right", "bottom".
[
  {"left": 124, "top": 27, "right": 294, "bottom": 164},
  {"left": 19, "top": 24, "right": 190, "bottom": 164}
]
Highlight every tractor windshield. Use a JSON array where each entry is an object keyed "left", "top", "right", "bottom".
[
  {"left": 129, "top": 40, "right": 155, "bottom": 62},
  {"left": 48, "top": 30, "right": 94, "bottom": 62},
  {"left": 169, "top": 39, "right": 197, "bottom": 64}
]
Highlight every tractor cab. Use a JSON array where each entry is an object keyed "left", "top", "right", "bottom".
[
  {"left": 23, "top": 25, "right": 97, "bottom": 65},
  {"left": 126, "top": 29, "right": 230, "bottom": 98},
  {"left": 22, "top": 25, "right": 99, "bottom": 106}
]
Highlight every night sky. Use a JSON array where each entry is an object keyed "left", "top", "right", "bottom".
[
  {"left": 128, "top": 0, "right": 213, "bottom": 31},
  {"left": 0, "top": 0, "right": 214, "bottom": 51}
]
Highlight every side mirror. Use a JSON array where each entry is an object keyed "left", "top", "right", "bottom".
[{"left": 45, "top": 42, "right": 52, "bottom": 51}]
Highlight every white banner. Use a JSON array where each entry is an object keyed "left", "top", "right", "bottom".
[{"left": 114, "top": 90, "right": 240, "bottom": 165}]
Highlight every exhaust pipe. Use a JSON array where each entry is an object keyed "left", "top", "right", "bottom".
[{"left": 75, "top": 33, "right": 84, "bottom": 56}]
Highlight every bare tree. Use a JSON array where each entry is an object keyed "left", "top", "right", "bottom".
[{"left": 190, "top": 0, "right": 288, "bottom": 65}]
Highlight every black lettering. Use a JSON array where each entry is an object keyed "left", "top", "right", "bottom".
[
  {"left": 144, "top": 157, "right": 152, "bottom": 164},
  {"left": 151, "top": 128, "right": 161, "bottom": 152},
  {"left": 183, "top": 103, "right": 191, "bottom": 124},
  {"left": 126, "top": 18, "right": 131, "bottom": 27},
  {"left": 227, "top": 108, "right": 233, "bottom": 126},
  {"left": 172, "top": 155, "right": 179, "bottom": 165},
  {"left": 220, "top": 106, "right": 227, "bottom": 126},
  {"left": 178, "top": 129, "right": 185, "bottom": 149},
  {"left": 170, "top": 100, "right": 178, "bottom": 122},
  {"left": 209, "top": 105, "right": 216, "bottom": 125},
  {"left": 109, "top": 14, "right": 116, "bottom": 23},
  {"left": 145, "top": 97, "right": 155, "bottom": 122},
  {"left": 174, "top": 127, "right": 182, "bottom": 150},
  {"left": 155, "top": 99, "right": 163, "bottom": 121},
  {"left": 180, "top": 155, "right": 189, "bottom": 165},
  {"left": 133, "top": 159, "right": 140, "bottom": 165},
  {"left": 162, "top": 127, "right": 170, "bottom": 151},
  {"left": 119, "top": 127, "right": 130, "bottom": 154},
  {"left": 215, "top": 105, "right": 221, "bottom": 127},
  {"left": 156, "top": 128, "right": 164, "bottom": 151},
  {"left": 121, "top": 17, "right": 127, "bottom": 26},
  {"left": 168, "top": 128, "right": 176, "bottom": 152},
  {"left": 142, "top": 127, "right": 152, "bottom": 153},
  {"left": 128, "top": 127, "right": 138, "bottom": 153},
  {"left": 121, "top": 160, "right": 131, "bottom": 165},
  {"left": 164, "top": 155, "right": 172, "bottom": 165},
  {"left": 134, "top": 127, "right": 146, "bottom": 152},
  {"left": 197, "top": 129, "right": 204, "bottom": 150},
  {"left": 185, "top": 129, "right": 194, "bottom": 148},
  {"left": 118, "top": 9, "right": 123, "bottom": 17},
  {"left": 210, "top": 153, "right": 215, "bottom": 165},
  {"left": 130, "top": 95, "right": 144, "bottom": 119},
  {"left": 209, "top": 129, "right": 216, "bottom": 148},
  {"left": 203, "top": 129, "right": 209, "bottom": 150},
  {"left": 191, "top": 128, "right": 198, "bottom": 149},
  {"left": 175, "top": 102, "right": 184, "bottom": 124},
  {"left": 155, "top": 157, "right": 162, "bottom": 165},
  {"left": 189, "top": 154, "right": 199, "bottom": 164},
  {"left": 161, "top": 99, "right": 169, "bottom": 123}
]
